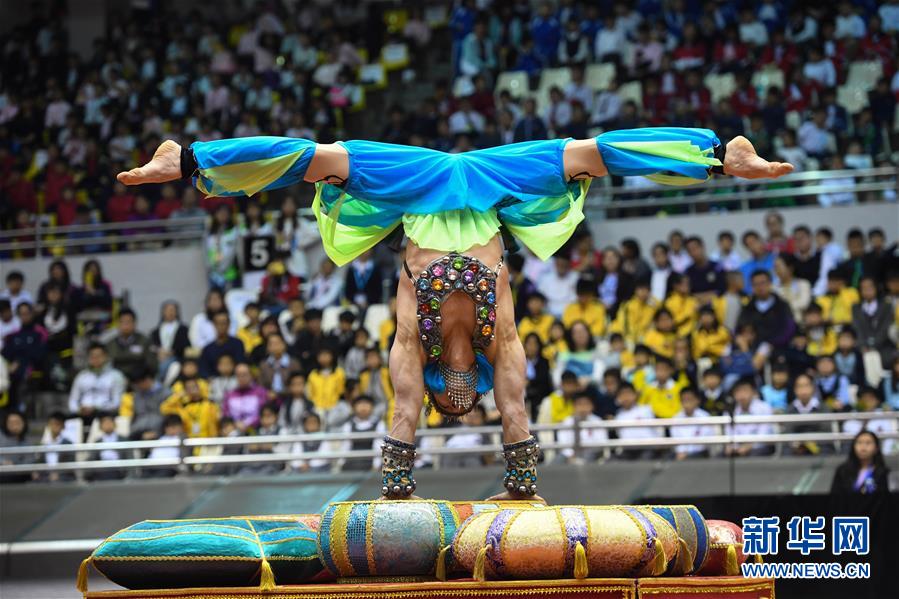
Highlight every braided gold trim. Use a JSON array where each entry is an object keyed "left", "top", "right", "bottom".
[
  {"left": 102, "top": 531, "right": 259, "bottom": 544},
  {"left": 616, "top": 507, "right": 650, "bottom": 573},
  {"left": 638, "top": 579, "right": 774, "bottom": 596}
]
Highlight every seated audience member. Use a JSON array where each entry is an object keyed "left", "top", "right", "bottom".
[
  {"left": 803, "top": 303, "right": 837, "bottom": 356},
  {"left": 291, "top": 412, "right": 331, "bottom": 473},
  {"left": 543, "top": 320, "right": 568, "bottom": 365},
  {"left": 843, "top": 387, "right": 896, "bottom": 455},
  {"left": 146, "top": 414, "right": 184, "bottom": 478},
  {"left": 738, "top": 231, "right": 775, "bottom": 294},
  {"left": 293, "top": 308, "right": 335, "bottom": 373},
  {"left": 259, "top": 258, "right": 302, "bottom": 311},
  {"left": 236, "top": 302, "right": 263, "bottom": 354},
  {"left": 279, "top": 372, "right": 315, "bottom": 433},
  {"left": 222, "top": 363, "right": 268, "bottom": 432},
  {"left": 248, "top": 317, "right": 282, "bottom": 365},
  {"left": 541, "top": 370, "right": 581, "bottom": 424},
  {"left": 852, "top": 276, "right": 895, "bottom": 367},
  {"left": 817, "top": 270, "right": 859, "bottom": 327},
  {"left": 784, "top": 329, "right": 817, "bottom": 377},
  {"left": 119, "top": 370, "right": 166, "bottom": 439},
  {"left": 69, "top": 343, "right": 126, "bottom": 424},
  {"left": 443, "top": 406, "right": 494, "bottom": 469},
  {"left": 209, "top": 354, "right": 238, "bottom": 405},
  {"left": 358, "top": 347, "right": 393, "bottom": 422},
  {"left": 663, "top": 273, "right": 698, "bottom": 337},
  {"left": 669, "top": 387, "right": 716, "bottom": 460},
  {"left": 760, "top": 363, "right": 791, "bottom": 412},
  {"left": 737, "top": 270, "right": 795, "bottom": 349},
  {"left": 344, "top": 328, "right": 371, "bottom": 380},
  {"left": 150, "top": 300, "right": 190, "bottom": 380},
  {"left": 614, "top": 383, "right": 662, "bottom": 460},
  {"left": 562, "top": 278, "right": 607, "bottom": 337},
  {"left": 595, "top": 368, "right": 622, "bottom": 419},
  {"left": 637, "top": 356, "right": 686, "bottom": 418},
  {"left": 0, "top": 271, "right": 33, "bottom": 311},
  {"left": 339, "top": 395, "right": 384, "bottom": 471},
  {"left": 258, "top": 333, "right": 301, "bottom": 397},
  {"left": 241, "top": 402, "right": 288, "bottom": 475},
  {"left": 650, "top": 242, "right": 672, "bottom": 303},
  {"left": 106, "top": 308, "right": 156, "bottom": 380},
  {"left": 625, "top": 344, "right": 655, "bottom": 387},
  {"left": 1, "top": 302, "right": 48, "bottom": 409},
  {"left": 700, "top": 367, "right": 727, "bottom": 415},
  {"left": 726, "top": 379, "right": 775, "bottom": 457},
  {"left": 692, "top": 306, "right": 730, "bottom": 361},
  {"left": 672, "top": 337, "right": 697, "bottom": 386},
  {"left": 91, "top": 412, "right": 126, "bottom": 480},
  {"left": 306, "top": 258, "right": 344, "bottom": 310},
  {"left": 333, "top": 310, "right": 358, "bottom": 360},
  {"left": 0, "top": 299, "right": 20, "bottom": 343},
  {"left": 785, "top": 373, "right": 832, "bottom": 455},
  {"left": 198, "top": 311, "right": 246, "bottom": 377},
  {"left": 555, "top": 321, "right": 602, "bottom": 384},
  {"left": 602, "top": 333, "right": 628, "bottom": 371},
  {"left": 643, "top": 309, "right": 677, "bottom": 359},
  {"left": 38, "top": 411, "right": 75, "bottom": 482},
  {"left": 815, "top": 354, "right": 852, "bottom": 410},
  {"left": 774, "top": 254, "right": 811, "bottom": 322},
  {"left": 0, "top": 411, "right": 30, "bottom": 484},
  {"left": 710, "top": 230, "right": 742, "bottom": 273},
  {"left": 830, "top": 430, "right": 890, "bottom": 494},
  {"left": 160, "top": 378, "right": 220, "bottom": 438},
  {"left": 73, "top": 260, "right": 113, "bottom": 315},
  {"left": 170, "top": 358, "right": 208, "bottom": 396},
  {"left": 539, "top": 254, "right": 579, "bottom": 319},
  {"left": 834, "top": 328, "right": 866, "bottom": 386},
  {"left": 684, "top": 236, "right": 725, "bottom": 302},
  {"left": 611, "top": 281, "right": 656, "bottom": 345},
  {"left": 280, "top": 297, "right": 307, "bottom": 346},
  {"left": 713, "top": 270, "right": 746, "bottom": 333},
  {"left": 343, "top": 249, "right": 384, "bottom": 310},
  {"left": 720, "top": 324, "right": 768, "bottom": 389},
  {"left": 189, "top": 289, "right": 228, "bottom": 349},
  {"left": 517, "top": 292, "right": 554, "bottom": 343},
  {"left": 307, "top": 347, "right": 346, "bottom": 415},
  {"left": 206, "top": 416, "right": 244, "bottom": 477},
  {"left": 557, "top": 393, "right": 608, "bottom": 463}
]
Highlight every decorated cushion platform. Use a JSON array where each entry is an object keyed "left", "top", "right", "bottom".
[{"left": 83, "top": 576, "right": 774, "bottom": 599}]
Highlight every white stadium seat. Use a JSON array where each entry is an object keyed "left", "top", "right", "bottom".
[
  {"left": 836, "top": 85, "right": 868, "bottom": 115},
  {"left": 363, "top": 303, "right": 390, "bottom": 341},
  {"left": 495, "top": 70, "right": 529, "bottom": 99},
  {"left": 846, "top": 60, "right": 882, "bottom": 92},
  {"left": 585, "top": 63, "right": 615, "bottom": 91},
  {"left": 616, "top": 80, "right": 643, "bottom": 106},
  {"left": 751, "top": 67, "right": 784, "bottom": 94},
  {"left": 322, "top": 304, "right": 359, "bottom": 333},
  {"left": 704, "top": 72, "right": 736, "bottom": 104}
]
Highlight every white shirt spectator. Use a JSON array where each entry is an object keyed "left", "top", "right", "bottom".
[
  {"left": 0, "top": 289, "right": 33, "bottom": 312},
  {"left": 68, "top": 364, "right": 127, "bottom": 413},
  {"left": 803, "top": 59, "right": 836, "bottom": 88},
  {"left": 565, "top": 82, "right": 594, "bottom": 113},
  {"left": 544, "top": 101, "right": 572, "bottom": 133},
  {"left": 797, "top": 120, "right": 830, "bottom": 156},
  {"left": 148, "top": 434, "right": 182, "bottom": 460},
  {"left": 710, "top": 249, "right": 743, "bottom": 272},
  {"left": 835, "top": 13, "right": 866, "bottom": 39},
  {"left": 669, "top": 408, "right": 717, "bottom": 455},
  {"left": 651, "top": 266, "right": 671, "bottom": 302},
  {"left": 881, "top": 2, "right": 899, "bottom": 33},
  {"left": 669, "top": 249, "right": 693, "bottom": 274},
  {"left": 307, "top": 269, "right": 344, "bottom": 310},
  {"left": 595, "top": 27, "right": 627, "bottom": 60},
  {"left": 727, "top": 398, "right": 775, "bottom": 451},
  {"left": 615, "top": 404, "right": 663, "bottom": 440},
  {"left": 537, "top": 269, "right": 579, "bottom": 318},
  {"left": 739, "top": 20, "right": 769, "bottom": 46},
  {"left": 205, "top": 85, "right": 230, "bottom": 114},
  {"left": 339, "top": 416, "right": 385, "bottom": 470},
  {"left": 448, "top": 108, "right": 486, "bottom": 135},
  {"left": 787, "top": 16, "right": 818, "bottom": 43},
  {"left": 844, "top": 152, "right": 873, "bottom": 170},
  {"left": 313, "top": 62, "right": 342, "bottom": 88},
  {"left": 558, "top": 413, "right": 609, "bottom": 459},
  {"left": 97, "top": 432, "right": 122, "bottom": 461},
  {"left": 592, "top": 90, "right": 622, "bottom": 126},
  {"left": 45, "top": 99, "right": 71, "bottom": 129}
]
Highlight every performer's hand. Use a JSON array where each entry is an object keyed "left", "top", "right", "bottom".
[
  {"left": 117, "top": 139, "right": 182, "bottom": 185},
  {"left": 723, "top": 136, "right": 794, "bottom": 179},
  {"left": 485, "top": 491, "right": 547, "bottom": 504}
]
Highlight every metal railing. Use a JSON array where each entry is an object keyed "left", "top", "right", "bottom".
[{"left": 1, "top": 411, "right": 895, "bottom": 475}]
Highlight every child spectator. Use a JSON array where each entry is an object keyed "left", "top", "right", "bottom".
[
  {"left": 562, "top": 278, "right": 607, "bottom": 337},
  {"left": 291, "top": 412, "right": 330, "bottom": 473},
  {"left": 343, "top": 328, "right": 371, "bottom": 380},
  {"left": 650, "top": 242, "right": 672, "bottom": 303},
  {"left": 340, "top": 395, "right": 384, "bottom": 471},
  {"left": 198, "top": 311, "right": 246, "bottom": 378},
  {"left": 242, "top": 402, "right": 287, "bottom": 475},
  {"left": 189, "top": 289, "right": 228, "bottom": 350},
  {"left": 518, "top": 292, "right": 554, "bottom": 343},
  {"left": 0, "top": 271, "right": 33, "bottom": 311},
  {"left": 119, "top": 370, "right": 166, "bottom": 439},
  {"left": 146, "top": 414, "right": 184, "bottom": 478},
  {"left": 68, "top": 343, "right": 126, "bottom": 424},
  {"left": 209, "top": 354, "right": 238, "bottom": 405},
  {"left": 358, "top": 347, "right": 393, "bottom": 423},
  {"left": 596, "top": 368, "right": 622, "bottom": 419},
  {"left": 555, "top": 321, "right": 602, "bottom": 385},
  {"left": 2, "top": 302, "right": 48, "bottom": 410},
  {"left": 613, "top": 383, "right": 662, "bottom": 460},
  {"left": 774, "top": 254, "right": 812, "bottom": 322},
  {"left": 543, "top": 320, "right": 568, "bottom": 365},
  {"left": 248, "top": 317, "right": 282, "bottom": 365},
  {"left": 150, "top": 300, "right": 190, "bottom": 380},
  {"left": 815, "top": 355, "right": 852, "bottom": 410},
  {"left": 557, "top": 393, "right": 608, "bottom": 463},
  {"left": 785, "top": 372, "right": 832, "bottom": 456},
  {"left": 802, "top": 304, "right": 837, "bottom": 356},
  {"left": 830, "top": 430, "right": 890, "bottom": 494},
  {"left": 784, "top": 329, "right": 817, "bottom": 378},
  {"left": 40, "top": 411, "right": 75, "bottom": 482},
  {"left": 258, "top": 333, "right": 300, "bottom": 396},
  {"left": 443, "top": 405, "right": 494, "bottom": 469},
  {"left": 91, "top": 412, "right": 125, "bottom": 480},
  {"left": 236, "top": 302, "right": 263, "bottom": 355},
  {"left": 710, "top": 231, "right": 742, "bottom": 273},
  {"left": 541, "top": 370, "right": 581, "bottom": 424},
  {"left": 844, "top": 387, "right": 896, "bottom": 455},
  {"left": 643, "top": 308, "right": 677, "bottom": 359},
  {"left": 720, "top": 324, "right": 766, "bottom": 389},
  {"left": 603, "top": 333, "right": 630, "bottom": 370},
  {"left": 760, "top": 364, "right": 791, "bottom": 412},
  {"left": 637, "top": 356, "right": 686, "bottom": 418},
  {"left": 0, "top": 411, "right": 29, "bottom": 484},
  {"left": 222, "top": 363, "right": 269, "bottom": 432},
  {"left": 713, "top": 271, "right": 746, "bottom": 333},
  {"left": 691, "top": 306, "right": 730, "bottom": 361},
  {"left": 817, "top": 271, "right": 859, "bottom": 327},
  {"left": 726, "top": 379, "right": 775, "bottom": 457},
  {"left": 852, "top": 276, "right": 894, "bottom": 367},
  {"left": 625, "top": 344, "right": 655, "bottom": 387},
  {"left": 664, "top": 273, "right": 698, "bottom": 336},
  {"left": 278, "top": 372, "right": 315, "bottom": 434},
  {"left": 669, "top": 387, "right": 716, "bottom": 460},
  {"left": 334, "top": 310, "right": 358, "bottom": 359},
  {"left": 700, "top": 367, "right": 727, "bottom": 415},
  {"left": 834, "top": 328, "right": 866, "bottom": 385},
  {"left": 207, "top": 416, "right": 243, "bottom": 476},
  {"left": 0, "top": 299, "right": 20, "bottom": 343},
  {"left": 307, "top": 347, "right": 346, "bottom": 414},
  {"left": 672, "top": 338, "right": 697, "bottom": 387},
  {"left": 523, "top": 334, "right": 553, "bottom": 417},
  {"left": 610, "top": 281, "right": 656, "bottom": 345},
  {"left": 161, "top": 378, "right": 220, "bottom": 438}
]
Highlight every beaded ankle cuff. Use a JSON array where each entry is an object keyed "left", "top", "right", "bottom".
[
  {"left": 502, "top": 436, "right": 540, "bottom": 496},
  {"left": 380, "top": 436, "right": 417, "bottom": 498}
]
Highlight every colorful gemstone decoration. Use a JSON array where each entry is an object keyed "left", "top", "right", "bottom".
[
  {"left": 462, "top": 270, "right": 475, "bottom": 284},
  {"left": 447, "top": 269, "right": 459, "bottom": 281},
  {"left": 419, "top": 303, "right": 430, "bottom": 314},
  {"left": 482, "top": 325, "right": 493, "bottom": 337},
  {"left": 430, "top": 345, "right": 442, "bottom": 356},
  {"left": 432, "top": 264, "right": 445, "bottom": 277},
  {"left": 488, "top": 309, "right": 496, "bottom": 322},
  {"left": 430, "top": 298, "right": 440, "bottom": 311},
  {"left": 417, "top": 279, "right": 429, "bottom": 290},
  {"left": 422, "top": 318, "right": 434, "bottom": 331},
  {"left": 467, "top": 262, "right": 479, "bottom": 272},
  {"left": 477, "top": 279, "right": 489, "bottom": 292},
  {"left": 486, "top": 292, "right": 495, "bottom": 304},
  {"left": 478, "top": 307, "right": 489, "bottom": 320},
  {"left": 432, "top": 278, "right": 444, "bottom": 291},
  {"left": 452, "top": 257, "right": 464, "bottom": 270}
]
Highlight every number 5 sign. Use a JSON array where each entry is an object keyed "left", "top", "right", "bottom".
[{"left": 243, "top": 235, "right": 275, "bottom": 272}]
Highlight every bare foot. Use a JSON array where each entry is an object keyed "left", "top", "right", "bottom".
[
  {"left": 485, "top": 491, "right": 547, "bottom": 503},
  {"left": 117, "top": 139, "right": 183, "bottom": 185},
  {"left": 723, "top": 136, "right": 794, "bottom": 179}
]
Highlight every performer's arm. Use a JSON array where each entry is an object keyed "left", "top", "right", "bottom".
[
  {"left": 117, "top": 137, "right": 349, "bottom": 195},
  {"left": 562, "top": 129, "right": 793, "bottom": 183}
]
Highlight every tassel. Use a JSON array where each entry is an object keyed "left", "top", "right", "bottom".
[
  {"left": 435, "top": 545, "right": 450, "bottom": 581},
  {"left": 76, "top": 557, "right": 91, "bottom": 594},
  {"left": 573, "top": 541, "right": 589, "bottom": 579},
  {"left": 259, "top": 557, "right": 276, "bottom": 591},
  {"left": 725, "top": 545, "right": 739, "bottom": 576},
  {"left": 674, "top": 537, "right": 694, "bottom": 575},
  {"left": 651, "top": 540, "right": 668, "bottom": 576},
  {"left": 755, "top": 553, "right": 764, "bottom": 564},
  {"left": 473, "top": 545, "right": 489, "bottom": 582}
]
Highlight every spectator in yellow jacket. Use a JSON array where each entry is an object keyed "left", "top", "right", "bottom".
[
  {"left": 236, "top": 302, "right": 263, "bottom": 354},
  {"left": 625, "top": 344, "right": 656, "bottom": 388},
  {"left": 643, "top": 308, "right": 678, "bottom": 359},
  {"left": 562, "top": 278, "right": 607, "bottom": 337},
  {"left": 379, "top": 297, "right": 397, "bottom": 353},
  {"left": 540, "top": 370, "right": 582, "bottom": 423},
  {"left": 160, "top": 377, "right": 220, "bottom": 438},
  {"left": 542, "top": 320, "right": 568, "bottom": 366},
  {"left": 817, "top": 271, "right": 860, "bottom": 327},
  {"left": 803, "top": 304, "right": 837, "bottom": 356},
  {"left": 518, "top": 292, "right": 555, "bottom": 343},
  {"left": 637, "top": 357, "right": 687, "bottom": 418},
  {"left": 663, "top": 273, "right": 698, "bottom": 336},
  {"left": 691, "top": 306, "right": 731, "bottom": 360},
  {"left": 307, "top": 347, "right": 346, "bottom": 412},
  {"left": 358, "top": 347, "right": 394, "bottom": 426},
  {"left": 611, "top": 281, "right": 657, "bottom": 345}
]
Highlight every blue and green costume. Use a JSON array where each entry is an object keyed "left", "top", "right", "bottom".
[{"left": 189, "top": 128, "right": 722, "bottom": 267}]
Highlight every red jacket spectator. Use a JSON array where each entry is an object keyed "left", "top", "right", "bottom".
[
  {"left": 43, "top": 162, "right": 74, "bottom": 211},
  {"left": 713, "top": 39, "right": 749, "bottom": 70},
  {"left": 260, "top": 268, "right": 302, "bottom": 306},
  {"left": 731, "top": 86, "right": 759, "bottom": 118},
  {"left": 681, "top": 80, "right": 712, "bottom": 122},
  {"left": 5, "top": 172, "right": 37, "bottom": 212},
  {"left": 860, "top": 22, "right": 896, "bottom": 76},
  {"left": 106, "top": 183, "right": 136, "bottom": 223},
  {"left": 154, "top": 196, "right": 181, "bottom": 220},
  {"left": 56, "top": 189, "right": 79, "bottom": 226},
  {"left": 759, "top": 36, "right": 798, "bottom": 74}
]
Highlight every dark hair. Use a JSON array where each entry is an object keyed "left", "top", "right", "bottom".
[
  {"left": 528, "top": 291, "right": 547, "bottom": 304},
  {"left": 352, "top": 394, "right": 375, "bottom": 407},
  {"left": 48, "top": 410, "right": 67, "bottom": 423},
  {"left": 82, "top": 259, "right": 105, "bottom": 284},
  {"left": 575, "top": 277, "right": 598, "bottom": 297},
  {"left": 856, "top": 385, "right": 881, "bottom": 402},
  {"left": 565, "top": 320, "right": 596, "bottom": 351},
  {"left": 616, "top": 382, "right": 636, "bottom": 396},
  {"left": 718, "top": 230, "right": 734, "bottom": 242},
  {"left": 771, "top": 362, "right": 789, "bottom": 374},
  {"left": 792, "top": 225, "right": 811, "bottom": 236},
  {"left": 338, "top": 310, "right": 356, "bottom": 323},
  {"left": 609, "top": 332, "right": 624, "bottom": 343},
  {"left": 1, "top": 410, "right": 28, "bottom": 441},
  {"left": 209, "top": 204, "right": 236, "bottom": 234},
  {"left": 219, "top": 416, "right": 236, "bottom": 428},
  {"left": 703, "top": 366, "right": 723, "bottom": 379},
  {"left": 561, "top": 370, "right": 579, "bottom": 384},
  {"left": 260, "top": 400, "right": 280, "bottom": 416},
  {"left": 603, "top": 367, "right": 622, "bottom": 380},
  {"left": 838, "top": 326, "right": 857, "bottom": 339},
  {"left": 750, "top": 269, "right": 772, "bottom": 281},
  {"left": 653, "top": 307, "right": 674, "bottom": 322},
  {"left": 119, "top": 308, "right": 136, "bottom": 321},
  {"left": 816, "top": 226, "right": 833, "bottom": 240},
  {"left": 302, "top": 412, "right": 321, "bottom": 426},
  {"left": 846, "top": 430, "right": 887, "bottom": 474},
  {"left": 655, "top": 356, "right": 674, "bottom": 369},
  {"left": 162, "top": 414, "right": 184, "bottom": 430},
  {"left": 244, "top": 301, "right": 260, "bottom": 313},
  {"left": 5, "top": 271, "right": 24, "bottom": 283},
  {"left": 48, "top": 259, "right": 71, "bottom": 289},
  {"left": 212, "top": 309, "right": 230, "bottom": 322},
  {"left": 634, "top": 343, "right": 652, "bottom": 355},
  {"left": 0, "top": 299, "right": 10, "bottom": 312},
  {"left": 88, "top": 342, "right": 107, "bottom": 353},
  {"left": 847, "top": 228, "right": 864, "bottom": 242},
  {"left": 827, "top": 269, "right": 847, "bottom": 282},
  {"left": 741, "top": 230, "right": 760, "bottom": 244},
  {"left": 731, "top": 377, "right": 757, "bottom": 392},
  {"left": 507, "top": 253, "right": 525, "bottom": 272},
  {"left": 621, "top": 238, "right": 641, "bottom": 257},
  {"left": 305, "top": 308, "right": 323, "bottom": 321},
  {"left": 680, "top": 386, "right": 700, "bottom": 400},
  {"left": 868, "top": 227, "right": 885, "bottom": 238},
  {"left": 684, "top": 235, "right": 703, "bottom": 247}
]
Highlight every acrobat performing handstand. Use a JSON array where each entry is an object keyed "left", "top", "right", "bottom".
[{"left": 118, "top": 128, "right": 792, "bottom": 500}]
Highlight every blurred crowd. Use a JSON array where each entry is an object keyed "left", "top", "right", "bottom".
[{"left": 2, "top": 0, "right": 899, "bottom": 236}]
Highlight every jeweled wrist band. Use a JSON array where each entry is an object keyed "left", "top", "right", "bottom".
[
  {"left": 502, "top": 436, "right": 540, "bottom": 496},
  {"left": 380, "top": 436, "right": 417, "bottom": 498}
]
